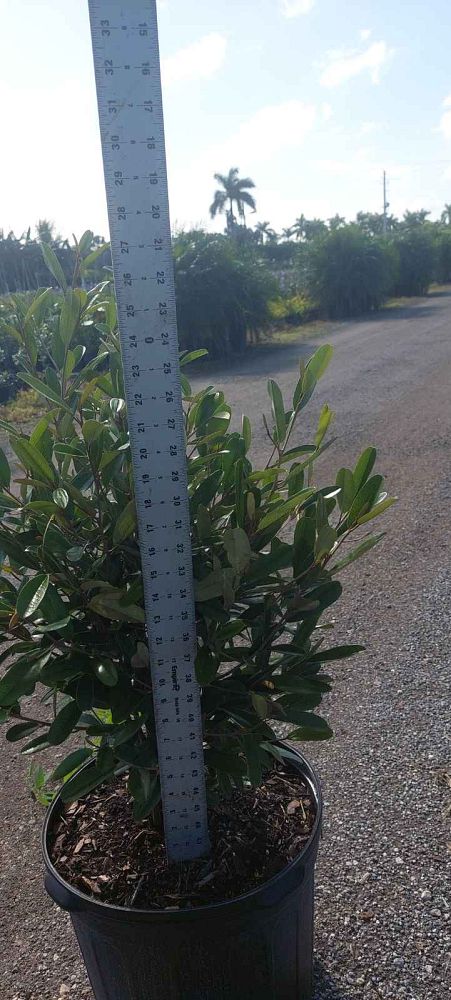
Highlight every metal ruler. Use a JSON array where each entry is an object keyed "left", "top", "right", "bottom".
[{"left": 87, "top": 0, "right": 209, "bottom": 862}]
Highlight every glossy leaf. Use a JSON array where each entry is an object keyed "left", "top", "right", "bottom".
[
  {"left": 41, "top": 242, "right": 67, "bottom": 290},
  {"left": 113, "top": 501, "right": 137, "bottom": 545},
  {"left": 267, "top": 379, "right": 286, "bottom": 443},
  {"left": 195, "top": 647, "right": 219, "bottom": 685},
  {"left": 51, "top": 748, "right": 93, "bottom": 781},
  {"left": 48, "top": 700, "right": 81, "bottom": 745},
  {"left": 16, "top": 575, "right": 50, "bottom": 620}
]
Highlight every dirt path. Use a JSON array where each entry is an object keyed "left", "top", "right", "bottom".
[{"left": 1, "top": 292, "right": 450, "bottom": 999}]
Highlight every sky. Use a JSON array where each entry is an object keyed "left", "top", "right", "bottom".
[{"left": 1, "top": 0, "right": 451, "bottom": 240}]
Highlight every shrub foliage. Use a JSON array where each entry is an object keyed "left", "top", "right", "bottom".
[
  {"left": 306, "top": 226, "right": 394, "bottom": 319},
  {"left": 0, "top": 261, "right": 394, "bottom": 818}
]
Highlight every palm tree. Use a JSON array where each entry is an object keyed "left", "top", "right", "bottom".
[
  {"left": 328, "top": 214, "right": 346, "bottom": 231},
  {"left": 290, "top": 215, "right": 307, "bottom": 241},
  {"left": 282, "top": 227, "right": 294, "bottom": 240},
  {"left": 210, "top": 168, "right": 256, "bottom": 231},
  {"left": 441, "top": 204, "right": 451, "bottom": 225},
  {"left": 36, "top": 219, "right": 62, "bottom": 246},
  {"left": 254, "top": 221, "right": 277, "bottom": 244}
]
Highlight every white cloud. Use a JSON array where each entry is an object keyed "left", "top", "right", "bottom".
[
  {"left": 203, "top": 100, "right": 317, "bottom": 166},
  {"left": 321, "top": 102, "right": 333, "bottom": 121},
  {"left": 360, "top": 28, "right": 372, "bottom": 41},
  {"left": 438, "top": 93, "right": 451, "bottom": 140},
  {"left": 162, "top": 33, "right": 227, "bottom": 87},
  {"left": 279, "top": 0, "right": 315, "bottom": 18},
  {"left": 320, "top": 40, "right": 393, "bottom": 88}
]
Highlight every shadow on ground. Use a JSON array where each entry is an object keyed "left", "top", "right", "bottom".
[{"left": 314, "top": 961, "right": 353, "bottom": 999}]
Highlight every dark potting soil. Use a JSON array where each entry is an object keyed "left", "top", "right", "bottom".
[{"left": 49, "top": 764, "right": 316, "bottom": 910}]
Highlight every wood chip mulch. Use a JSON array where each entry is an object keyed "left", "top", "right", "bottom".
[{"left": 49, "top": 764, "right": 316, "bottom": 910}]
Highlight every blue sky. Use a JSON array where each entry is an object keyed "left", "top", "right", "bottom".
[{"left": 1, "top": 0, "right": 451, "bottom": 239}]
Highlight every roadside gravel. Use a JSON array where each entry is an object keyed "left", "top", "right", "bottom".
[{"left": 1, "top": 292, "right": 450, "bottom": 999}]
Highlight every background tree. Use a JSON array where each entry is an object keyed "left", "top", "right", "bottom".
[
  {"left": 254, "top": 221, "right": 277, "bottom": 244},
  {"left": 440, "top": 203, "right": 451, "bottom": 226},
  {"left": 401, "top": 209, "right": 431, "bottom": 229},
  {"left": 209, "top": 168, "right": 256, "bottom": 231},
  {"left": 306, "top": 225, "right": 395, "bottom": 318},
  {"left": 36, "top": 219, "right": 62, "bottom": 246},
  {"left": 390, "top": 227, "right": 436, "bottom": 295},
  {"left": 355, "top": 211, "right": 397, "bottom": 237},
  {"left": 328, "top": 214, "right": 346, "bottom": 231}
]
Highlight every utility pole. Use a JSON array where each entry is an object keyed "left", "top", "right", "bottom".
[{"left": 383, "top": 170, "right": 389, "bottom": 235}]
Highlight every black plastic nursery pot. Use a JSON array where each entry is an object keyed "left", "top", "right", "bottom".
[{"left": 43, "top": 745, "right": 322, "bottom": 1000}]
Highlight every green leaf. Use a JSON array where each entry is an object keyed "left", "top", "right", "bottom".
[
  {"left": 216, "top": 619, "right": 247, "bottom": 641},
  {"left": 60, "top": 756, "right": 116, "bottom": 802},
  {"left": 267, "top": 379, "right": 286, "bottom": 443},
  {"left": 113, "top": 501, "right": 137, "bottom": 545},
  {"left": 336, "top": 468, "right": 355, "bottom": 513},
  {"left": 6, "top": 721, "right": 42, "bottom": 743},
  {"left": 258, "top": 489, "right": 314, "bottom": 532},
  {"left": 30, "top": 411, "right": 59, "bottom": 447},
  {"left": 88, "top": 592, "right": 145, "bottom": 623},
  {"left": 110, "top": 397, "right": 126, "bottom": 416},
  {"left": 307, "top": 644, "right": 364, "bottom": 664},
  {"left": 51, "top": 748, "right": 93, "bottom": 781},
  {"left": 305, "top": 344, "right": 334, "bottom": 383},
  {"left": 314, "top": 525, "right": 337, "bottom": 560},
  {"left": 48, "top": 700, "right": 81, "bottom": 745},
  {"left": 82, "top": 419, "right": 103, "bottom": 444},
  {"left": 356, "top": 498, "right": 396, "bottom": 526},
  {"left": 59, "top": 290, "right": 81, "bottom": 347},
  {"left": 16, "top": 574, "right": 50, "bottom": 619},
  {"left": 41, "top": 242, "right": 67, "bottom": 290},
  {"left": 195, "top": 647, "right": 219, "bottom": 685},
  {"left": 195, "top": 568, "right": 235, "bottom": 602},
  {"left": 10, "top": 437, "right": 57, "bottom": 484},
  {"left": 348, "top": 475, "right": 384, "bottom": 523},
  {"left": 94, "top": 660, "right": 119, "bottom": 687},
  {"left": 66, "top": 546, "right": 84, "bottom": 563},
  {"left": 21, "top": 733, "right": 51, "bottom": 754},
  {"left": 0, "top": 534, "right": 41, "bottom": 571},
  {"left": 0, "top": 654, "right": 49, "bottom": 706},
  {"left": 353, "top": 447, "right": 377, "bottom": 493},
  {"left": 223, "top": 527, "right": 252, "bottom": 574},
  {"left": 282, "top": 446, "right": 316, "bottom": 462},
  {"left": 274, "top": 676, "right": 332, "bottom": 695},
  {"left": 293, "top": 514, "right": 316, "bottom": 576},
  {"left": 24, "top": 287, "right": 53, "bottom": 332},
  {"left": 17, "top": 372, "right": 72, "bottom": 414},
  {"left": 242, "top": 414, "right": 251, "bottom": 452},
  {"left": 331, "top": 533, "right": 385, "bottom": 571},
  {"left": 128, "top": 768, "right": 160, "bottom": 821},
  {"left": 52, "top": 488, "right": 69, "bottom": 509},
  {"left": 0, "top": 448, "right": 11, "bottom": 489},
  {"left": 109, "top": 716, "right": 147, "bottom": 747},
  {"left": 315, "top": 404, "right": 334, "bottom": 448},
  {"left": 180, "top": 349, "right": 208, "bottom": 367},
  {"left": 288, "top": 713, "right": 334, "bottom": 740},
  {"left": 251, "top": 692, "right": 269, "bottom": 719},
  {"left": 242, "top": 736, "right": 268, "bottom": 786}
]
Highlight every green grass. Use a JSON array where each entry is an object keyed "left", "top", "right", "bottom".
[
  {"left": 265, "top": 319, "right": 331, "bottom": 346},
  {"left": 0, "top": 388, "right": 44, "bottom": 426}
]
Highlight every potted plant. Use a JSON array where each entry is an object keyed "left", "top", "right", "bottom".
[{"left": 0, "top": 259, "right": 394, "bottom": 999}]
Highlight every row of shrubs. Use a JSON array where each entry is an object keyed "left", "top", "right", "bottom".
[
  {"left": 1, "top": 222, "right": 450, "bottom": 403},
  {"left": 305, "top": 224, "right": 445, "bottom": 319},
  {"left": 0, "top": 232, "right": 277, "bottom": 402}
]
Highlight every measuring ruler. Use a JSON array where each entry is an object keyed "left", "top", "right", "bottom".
[{"left": 87, "top": 0, "right": 209, "bottom": 862}]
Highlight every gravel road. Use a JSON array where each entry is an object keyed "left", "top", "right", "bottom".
[{"left": 1, "top": 291, "right": 450, "bottom": 999}]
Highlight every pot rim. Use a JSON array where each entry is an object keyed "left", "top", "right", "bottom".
[{"left": 42, "top": 742, "right": 322, "bottom": 921}]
